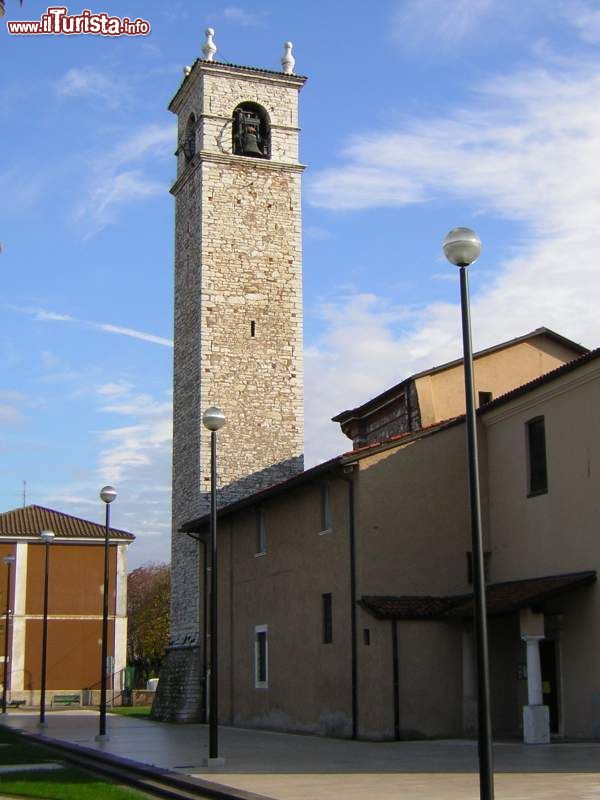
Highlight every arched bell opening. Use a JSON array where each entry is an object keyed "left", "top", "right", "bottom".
[
  {"left": 182, "top": 113, "right": 196, "bottom": 163},
  {"left": 232, "top": 102, "right": 271, "bottom": 159}
]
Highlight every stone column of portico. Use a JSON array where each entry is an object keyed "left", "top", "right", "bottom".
[{"left": 521, "top": 634, "right": 550, "bottom": 744}]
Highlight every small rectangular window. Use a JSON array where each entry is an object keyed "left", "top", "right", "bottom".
[
  {"left": 250, "top": 320, "right": 256, "bottom": 337},
  {"left": 478, "top": 390, "right": 493, "bottom": 406},
  {"left": 320, "top": 483, "right": 332, "bottom": 532},
  {"left": 256, "top": 507, "right": 266, "bottom": 554},
  {"left": 363, "top": 628, "right": 371, "bottom": 646},
  {"left": 322, "top": 593, "right": 332, "bottom": 644},
  {"left": 527, "top": 416, "right": 548, "bottom": 495},
  {"left": 254, "top": 625, "right": 268, "bottom": 688}
]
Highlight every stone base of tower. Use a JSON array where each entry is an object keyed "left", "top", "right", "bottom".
[{"left": 151, "top": 645, "right": 204, "bottom": 723}]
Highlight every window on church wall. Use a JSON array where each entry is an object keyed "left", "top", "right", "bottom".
[
  {"left": 256, "top": 506, "right": 266, "bottom": 555},
  {"left": 254, "top": 625, "right": 268, "bottom": 688},
  {"left": 527, "top": 416, "right": 548, "bottom": 496},
  {"left": 182, "top": 113, "right": 196, "bottom": 164},
  {"left": 319, "top": 482, "right": 332, "bottom": 533},
  {"left": 232, "top": 102, "right": 271, "bottom": 159},
  {"left": 322, "top": 593, "right": 333, "bottom": 644}
]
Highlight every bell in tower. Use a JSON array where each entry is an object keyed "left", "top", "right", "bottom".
[{"left": 233, "top": 104, "right": 270, "bottom": 158}]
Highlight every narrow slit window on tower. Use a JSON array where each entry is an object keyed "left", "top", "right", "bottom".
[
  {"left": 251, "top": 320, "right": 256, "bottom": 338},
  {"left": 182, "top": 113, "right": 196, "bottom": 164}
]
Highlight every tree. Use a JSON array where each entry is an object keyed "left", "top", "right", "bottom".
[{"left": 127, "top": 563, "right": 170, "bottom": 685}]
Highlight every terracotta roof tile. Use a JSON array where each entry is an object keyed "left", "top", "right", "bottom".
[
  {"left": 447, "top": 571, "right": 597, "bottom": 618},
  {"left": 361, "top": 571, "right": 596, "bottom": 621},
  {"left": 0, "top": 505, "right": 134, "bottom": 541}
]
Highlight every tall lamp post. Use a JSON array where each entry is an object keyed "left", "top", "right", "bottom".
[
  {"left": 97, "top": 485, "right": 117, "bottom": 741},
  {"left": 443, "top": 227, "right": 494, "bottom": 800},
  {"left": 2, "top": 554, "right": 16, "bottom": 714},
  {"left": 202, "top": 406, "right": 226, "bottom": 766},
  {"left": 38, "top": 530, "right": 55, "bottom": 727}
]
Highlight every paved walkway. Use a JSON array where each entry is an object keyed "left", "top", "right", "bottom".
[{"left": 2, "top": 711, "right": 600, "bottom": 799}]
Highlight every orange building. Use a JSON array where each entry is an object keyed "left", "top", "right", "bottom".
[{"left": 0, "top": 505, "right": 134, "bottom": 707}]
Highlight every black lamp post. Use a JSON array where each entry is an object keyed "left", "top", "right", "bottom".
[
  {"left": 443, "top": 227, "right": 494, "bottom": 800},
  {"left": 202, "top": 406, "right": 226, "bottom": 765},
  {"left": 2, "top": 553, "right": 15, "bottom": 714},
  {"left": 97, "top": 485, "right": 117, "bottom": 741},
  {"left": 38, "top": 530, "right": 55, "bottom": 727}
]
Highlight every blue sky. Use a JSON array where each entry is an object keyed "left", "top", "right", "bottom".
[{"left": 2, "top": 0, "right": 600, "bottom": 567}]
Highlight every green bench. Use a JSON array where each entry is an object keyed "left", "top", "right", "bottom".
[{"left": 51, "top": 694, "right": 81, "bottom": 708}]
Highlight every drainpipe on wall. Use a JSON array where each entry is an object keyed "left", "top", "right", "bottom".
[
  {"left": 200, "top": 536, "right": 209, "bottom": 724},
  {"left": 186, "top": 531, "right": 209, "bottom": 724},
  {"left": 342, "top": 463, "right": 358, "bottom": 739},
  {"left": 391, "top": 620, "right": 400, "bottom": 740}
]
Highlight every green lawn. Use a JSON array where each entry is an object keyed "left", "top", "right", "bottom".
[
  {"left": 108, "top": 706, "right": 152, "bottom": 719},
  {"left": 0, "top": 726, "right": 150, "bottom": 800}
]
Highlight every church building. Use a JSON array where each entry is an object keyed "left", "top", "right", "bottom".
[{"left": 154, "top": 31, "right": 600, "bottom": 745}]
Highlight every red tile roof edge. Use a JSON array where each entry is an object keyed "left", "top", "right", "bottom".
[
  {"left": 361, "top": 571, "right": 597, "bottom": 621},
  {"left": 0, "top": 504, "right": 135, "bottom": 540}
]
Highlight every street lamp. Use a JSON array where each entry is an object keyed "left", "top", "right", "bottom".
[
  {"left": 202, "top": 406, "right": 225, "bottom": 765},
  {"left": 443, "top": 227, "right": 494, "bottom": 800},
  {"left": 97, "top": 485, "right": 117, "bottom": 741},
  {"left": 39, "top": 530, "right": 55, "bottom": 727},
  {"left": 2, "top": 554, "right": 16, "bottom": 714}
]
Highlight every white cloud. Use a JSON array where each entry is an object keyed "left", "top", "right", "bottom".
[
  {"left": 221, "top": 7, "right": 267, "bottom": 27},
  {"left": 41, "top": 383, "right": 173, "bottom": 566},
  {"left": 97, "top": 382, "right": 133, "bottom": 397},
  {"left": 393, "top": 0, "right": 496, "bottom": 47},
  {"left": 55, "top": 66, "right": 123, "bottom": 109},
  {"left": 96, "top": 321, "right": 173, "bottom": 348},
  {"left": 0, "top": 404, "right": 25, "bottom": 425},
  {"left": 304, "top": 59, "right": 600, "bottom": 463},
  {"left": 75, "top": 122, "right": 175, "bottom": 237},
  {"left": 77, "top": 170, "right": 164, "bottom": 236},
  {"left": 10, "top": 305, "right": 173, "bottom": 348},
  {"left": 304, "top": 225, "right": 333, "bottom": 242},
  {"left": 558, "top": 1, "right": 600, "bottom": 44}
]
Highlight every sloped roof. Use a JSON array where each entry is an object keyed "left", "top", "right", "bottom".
[
  {"left": 182, "top": 334, "right": 600, "bottom": 534},
  {"left": 361, "top": 571, "right": 596, "bottom": 621},
  {"left": 332, "top": 327, "right": 588, "bottom": 425},
  {"left": 0, "top": 505, "right": 134, "bottom": 541},
  {"left": 447, "top": 571, "right": 597, "bottom": 618}
]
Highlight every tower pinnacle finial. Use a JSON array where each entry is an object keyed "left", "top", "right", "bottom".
[
  {"left": 203, "top": 27, "right": 217, "bottom": 61},
  {"left": 281, "top": 41, "right": 295, "bottom": 74}
]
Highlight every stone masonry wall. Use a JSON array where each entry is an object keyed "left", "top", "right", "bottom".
[{"left": 154, "top": 61, "right": 306, "bottom": 722}]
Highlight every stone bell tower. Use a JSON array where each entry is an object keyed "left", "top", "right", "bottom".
[{"left": 152, "top": 31, "right": 306, "bottom": 721}]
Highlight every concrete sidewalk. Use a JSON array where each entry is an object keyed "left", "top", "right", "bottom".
[{"left": 2, "top": 710, "right": 600, "bottom": 799}]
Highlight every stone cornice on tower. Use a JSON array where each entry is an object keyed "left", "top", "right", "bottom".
[
  {"left": 169, "top": 58, "right": 307, "bottom": 115},
  {"left": 170, "top": 150, "right": 305, "bottom": 195}
]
